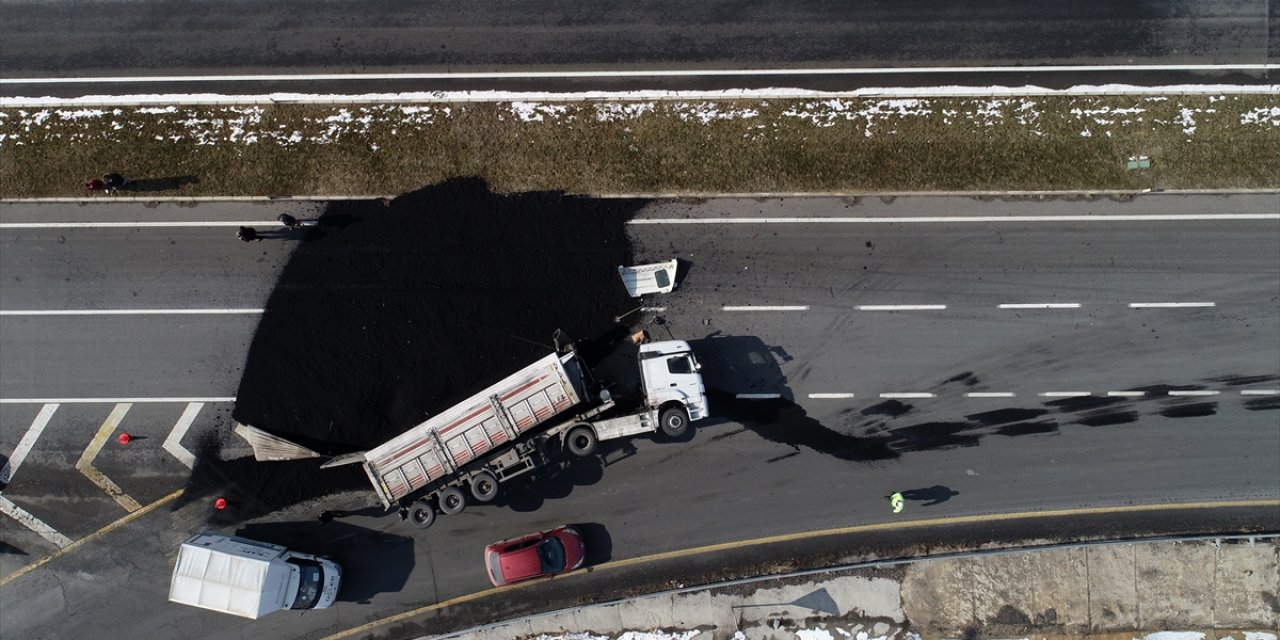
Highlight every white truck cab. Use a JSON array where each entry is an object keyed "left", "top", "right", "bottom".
[{"left": 638, "top": 340, "right": 709, "bottom": 423}]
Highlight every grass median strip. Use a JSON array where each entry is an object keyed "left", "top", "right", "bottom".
[{"left": 1, "top": 94, "right": 1277, "bottom": 197}]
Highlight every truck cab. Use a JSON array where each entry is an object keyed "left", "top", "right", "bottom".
[{"left": 638, "top": 340, "right": 710, "bottom": 424}]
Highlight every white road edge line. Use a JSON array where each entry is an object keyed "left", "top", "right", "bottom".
[
  {"left": 0, "top": 397, "right": 235, "bottom": 404},
  {"left": 736, "top": 393, "right": 783, "bottom": 399},
  {"left": 1240, "top": 389, "right": 1280, "bottom": 396},
  {"left": 627, "top": 214, "right": 1280, "bottom": 225},
  {"left": 163, "top": 403, "right": 202, "bottom": 469},
  {"left": 0, "top": 221, "right": 287, "bottom": 229},
  {"left": 1, "top": 309, "right": 265, "bottom": 316},
  {"left": 1129, "top": 302, "right": 1216, "bottom": 308},
  {"left": 880, "top": 392, "right": 935, "bottom": 399},
  {"left": 0, "top": 496, "right": 73, "bottom": 548},
  {"left": 998, "top": 303, "right": 1081, "bottom": 309},
  {"left": 1039, "top": 391, "right": 1092, "bottom": 397},
  {"left": 1168, "top": 390, "right": 1220, "bottom": 396},
  {"left": 3, "top": 64, "right": 1277, "bottom": 85},
  {"left": 965, "top": 392, "right": 1016, "bottom": 398},
  {"left": 4, "top": 403, "right": 58, "bottom": 484},
  {"left": 858, "top": 305, "right": 947, "bottom": 311},
  {"left": 808, "top": 393, "right": 855, "bottom": 399},
  {"left": 1107, "top": 391, "right": 1147, "bottom": 397},
  {"left": 722, "top": 306, "right": 809, "bottom": 311}
]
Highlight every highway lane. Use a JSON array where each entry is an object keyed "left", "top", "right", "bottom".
[
  {"left": 1, "top": 0, "right": 1275, "bottom": 95},
  {"left": 1, "top": 193, "right": 1277, "bottom": 639}
]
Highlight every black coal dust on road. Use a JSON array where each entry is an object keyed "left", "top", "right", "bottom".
[{"left": 183, "top": 179, "right": 647, "bottom": 520}]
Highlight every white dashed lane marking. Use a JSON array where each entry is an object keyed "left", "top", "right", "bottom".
[
  {"left": 1168, "top": 390, "right": 1221, "bottom": 397},
  {"left": 857, "top": 305, "right": 947, "bottom": 311},
  {"left": 808, "top": 393, "right": 856, "bottom": 399},
  {"left": 721, "top": 305, "right": 809, "bottom": 311},
  {"left": 1240, "top": 389, "right": 1280, "bottom": 396},
  {"left": 736, "top": 393, "right": 783, "bottom": 399},
  {"left": 998, "top": 303, "right": 1081, "bottom": 309},
  {"left": 1129, "top": 302, "right": 1216, "bottom": 308},
  {"left": 1038, "top": 392, "right": 1091, "bottom": 398},
  {"left": 965, "top": 392, "right": 1017, "bottom": 398},
  {"left": 880, "top": 392, "right": 935, "bottom": 399},
  {"left": 1107, "top": 391, "right": 1147, "bottom": 397}
]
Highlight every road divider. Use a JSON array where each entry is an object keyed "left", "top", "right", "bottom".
[{"left": 75, "top": 403, "right": 142, "bottom": 513}]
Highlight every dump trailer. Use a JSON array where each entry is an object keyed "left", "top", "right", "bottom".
[
  {"left": 168, "top": 533, "right": 342, "bottom": 619},
  {"left": 332, "top": 339, "right": 709, "bottom": 528}
]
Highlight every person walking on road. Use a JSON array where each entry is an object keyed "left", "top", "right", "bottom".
[
  {"left": 277, "top": 213, "right": 301, "bottom": 229},
  {"left": 237, "top": 226, "right": 261, "bottom": 242},
  {"left": 889, "top": 491, "right": 905, "bottom": 514}
]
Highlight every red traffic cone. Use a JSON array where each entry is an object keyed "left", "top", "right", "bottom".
[
  {"left": 214, "top": 497, "right": 228, "bottom": 510},
  {"left": 117, "top": 432, "right": 132, "bottom": 445}
]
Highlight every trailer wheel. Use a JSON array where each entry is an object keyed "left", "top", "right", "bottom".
[
  {"left": 566, "top": 425, "right": 597, "bottom": 457},
  {"left": 469, "top": 470, "right": 499, "bottom": 503},
  {"left": 408, "top": 500, "right": 436, "bottom": 529},
  {"left": 659, "top": 406, "right": 690, "bottom": 437},
  {"left": 438, "top": 487, "right": 466, "bottom": 515}
]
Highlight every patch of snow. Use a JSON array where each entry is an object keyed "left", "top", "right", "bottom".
[{"left": 1138, "top": 633, "right": 1205, "bottom": 640}]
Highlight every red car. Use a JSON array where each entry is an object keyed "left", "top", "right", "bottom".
[{"left": 484, "top": 525, "right": 586, "bottom": 586}]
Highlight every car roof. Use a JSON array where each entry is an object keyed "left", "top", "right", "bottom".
[{"left": 497, "top": 544, "right": 545, "bottom": 582}]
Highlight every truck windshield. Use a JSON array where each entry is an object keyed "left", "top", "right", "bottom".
[{"left": 287, "top": 559, "right": 324, "bottom": 610}]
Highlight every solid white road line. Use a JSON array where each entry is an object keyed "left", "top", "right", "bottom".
[
  {"left": 1129, "top": 302, "right": 1216, "bottom": 308},
  {"left": 1168, "top": 390, "right": 1220, "bottom": 396},
  {"left": 998, "top": 303, "right": 1081, "bottom": 309},
  {"left": 808, "top": 393, "right": 855, "bottom": 399},
  {"left": 965, "top": 392, "right": 1016, "bottom": 398},
  {"left": 1240, "top": 389, "right": 1280, "bottom": 396},
  {"left": 163, "top": 403, "right": 202, "bottom": 469},
  {"left": 736, "top": 393, "right": 783, "bottom": 399},
  {"left": 0, "top": 397, "right": 235, "bottom": 404},
  {"left": 880, "top": 392, "right": 935, "bottom": 399},
  {"left": 76, "top": 404, "right": 142, "bottom": 512},
  {"left": 0, "top": 496, "right": 73, "bottom": 548},
  {"left": 5, "top": 404, "right": 58, "bottom": 484},
  {"left": 0, "top": 221, "right": 284, "bottom": 229},
  {"left": 1039, "top": 391, "right": 1091, "bottom": 397},
  {"left": 1107, "top": 391, "right": 1147, "bottom": 397},
  {"left": 1, "top": 309, "right": 264, "bottom": 316},
  {"left": 722, "top": 305, "right": 809, "bottom": 311},
  {"left": 857, "top": 305, "right": 947, "bottom": 311},
  {"left": 3, "top": 64, "right": 1276, "bottom": 84},
  {"left": 627, "top": 214, "right": 1280, "bottom": 225}
]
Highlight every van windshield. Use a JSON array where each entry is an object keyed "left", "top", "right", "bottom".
[{"left": 287, "top": 559, "right": 324, "bottom": 610}]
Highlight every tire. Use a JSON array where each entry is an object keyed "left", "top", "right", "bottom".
[
  {"left": 469, "top": 470, "right": 499, "bottom": 503},
  {"left": 408, "top": 500, "right": 436, "bottom": 529},
  {"left": 566, "top": 425, "right": 597, "bottom": 457},
  {"left": 659, "top": 406, "right": 690, "bottom": 437},
  {"left": 438, "top": 486, "right": 466, "bottom": 515}
]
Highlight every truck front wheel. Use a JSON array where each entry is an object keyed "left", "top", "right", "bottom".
[
  {"left": 438, "top": 486, "right": 466, "bottom": 515},
  {"left": 566, "top": 425, "right": 597, "bottom": 457},
  {"left": 408, "top": 500, "right": 436, "bottom": 529},
  {"left": 659, "top": 406, "right": 690, "bottom": 437},
  {"left": 469, "top": 470, "right": 499, "bottom": 502}
]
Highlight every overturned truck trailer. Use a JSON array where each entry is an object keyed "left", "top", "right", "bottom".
[{"left": 327, "top": 339, "right": 709, "bottom": 528}]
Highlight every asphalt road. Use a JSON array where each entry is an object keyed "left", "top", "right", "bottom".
[
  {"left": 1, "top": 0, "right": 1275, "bottom": 95},
  {"left": 1, "top": 193, "right": 1278, "bottom": 639}
]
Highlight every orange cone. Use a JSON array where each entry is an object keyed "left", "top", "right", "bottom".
[{"left": 117, "top": 433, "right": 131, "bottom": 445}]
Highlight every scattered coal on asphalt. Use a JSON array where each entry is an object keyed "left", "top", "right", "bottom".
[{"left": 194, "top": 179, "right": 646, "bottom": 520}]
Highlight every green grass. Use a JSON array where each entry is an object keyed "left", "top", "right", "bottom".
[{"left": 1, "top": 95, "right": 1277, "bottom": 197}]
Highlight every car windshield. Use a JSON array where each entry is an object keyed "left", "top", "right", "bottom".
[
  {"left": 537, "top": 536, "right": 567, "bottom": 573},
  {"left": 287, "top": 559, "right": 323, "bottom": 610}
]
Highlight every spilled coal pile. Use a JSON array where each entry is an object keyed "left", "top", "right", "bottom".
[{"left": 184, "top": 178, "right": 648, "bottom": 520}]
